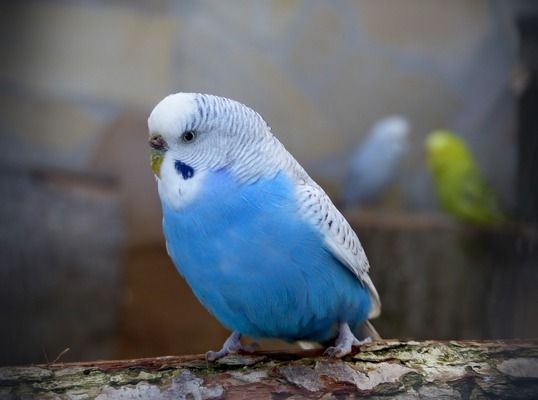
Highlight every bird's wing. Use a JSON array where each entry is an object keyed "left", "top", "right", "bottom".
[
  {"left": 295, "top": 179, "right": 381, "bottom": 319},
  {"left": 459, "top": 169, "right": 504, "bottom": 222}
]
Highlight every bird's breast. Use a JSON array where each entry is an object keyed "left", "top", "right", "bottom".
[
  {"left": 161, "top": 169, "right": 302, "bottom": 275},
  {"left": 160, "top": 169, "right": 371, "bottom": 339}
]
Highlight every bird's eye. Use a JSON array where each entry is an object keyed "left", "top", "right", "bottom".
[{"left": 181, "top": 131, "right": 197, "bottom": 143}]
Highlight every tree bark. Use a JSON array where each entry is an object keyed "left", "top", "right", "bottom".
[{"left": 1, "top": 340, "right": 537, "bottom": 399}]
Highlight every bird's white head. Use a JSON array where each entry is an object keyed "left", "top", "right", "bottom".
[
  {"left": 371, "top": 115, "right": 410, "bottom": 144},
  {"left": 147, "top": 93, "right": 287, "bottom": 209}
]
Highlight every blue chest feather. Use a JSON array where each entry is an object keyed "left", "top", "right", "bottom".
[{"left": 162, "top": 170, "right": 371, "bottom": 341}]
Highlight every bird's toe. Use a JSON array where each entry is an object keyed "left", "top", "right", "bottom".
[
  {"left": 324, "top": 345, "right": 351, "bottom": 358},
  {"left": 353, "top": 336, "right": 372, "bottom": 346},
  {"left": 239, "top": 342, "right": 259, "bottom": 353},
  {"left": 205, "top": 349, "right": 227, "bottom": 362}
]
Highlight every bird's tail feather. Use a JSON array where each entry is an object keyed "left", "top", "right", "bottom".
[{"left": 297, "top": 341, "right": 322, "bottom": 350}]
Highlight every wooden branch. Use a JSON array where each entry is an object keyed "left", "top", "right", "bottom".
[{"left": 2, "top": 340, "right": 537, "bottom": 399}]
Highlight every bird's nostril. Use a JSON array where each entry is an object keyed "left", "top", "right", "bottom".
[{"left": 149, "top": 135, "right": 168, "bottom": 151}]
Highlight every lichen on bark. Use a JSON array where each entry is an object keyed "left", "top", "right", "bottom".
[{"left": 1, "top": 340, "right": 537, "bottom": 399}]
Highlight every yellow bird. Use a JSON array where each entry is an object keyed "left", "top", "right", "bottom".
[{"left": 425, "top": 130, "right": 505, "bottom": 225}]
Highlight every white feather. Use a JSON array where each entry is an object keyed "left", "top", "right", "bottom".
[
  {"left": 293, "top": 177, "right": 381, "bottom": 319},
  {"left": 148, "top": 93, "right": 198, "bottom": 141},
  {"left": 157, "top": 155, "right": 208, "bottom": 210}
]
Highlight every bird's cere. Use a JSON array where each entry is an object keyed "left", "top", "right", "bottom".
[
  {"left": 149, "top": 135, "right": 168, "bottom": 177},
  {"left": 149, "top": 134, "right": 168, "bottom": 151}
]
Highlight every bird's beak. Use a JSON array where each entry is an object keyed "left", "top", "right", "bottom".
[{"left": 149, "top": 134, "right": 168, "bottom": 177}]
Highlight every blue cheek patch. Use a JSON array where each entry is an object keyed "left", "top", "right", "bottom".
[{"left": 174, "top": 160, "right": 195, "bottom": 180}]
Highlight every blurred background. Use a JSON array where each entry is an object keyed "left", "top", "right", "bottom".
[{"left": 1, "top": 0, "right": 537, "bottom": 366}]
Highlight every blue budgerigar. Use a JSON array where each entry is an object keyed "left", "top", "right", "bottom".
[
  {"left": 341, "top": 116, "right": 410, "bottom": 207},
  {"left": 148, "top": 93, "right": 381, "bottom": 360}
]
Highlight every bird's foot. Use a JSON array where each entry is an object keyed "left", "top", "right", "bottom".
[
  {"left": 324, "top": 322, "right": 372, "bottom": 358},
  {"left": 205, "top": 331, "right": 256, "bottom": 362}
]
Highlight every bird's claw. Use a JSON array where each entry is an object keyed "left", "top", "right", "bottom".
[
  {"left": 324, "top": 322, "right": 373, "bottom": 358},
  {"left": 324, "top": 345, "right": 349, "bottom": 358},
  {"left": 324, "top": 336, "right": 372, "bottom": 358},
  {"left": 205, "top": 350, "right": 223, "bottom": 362},
  {"left": 355, "top": 336, "right": 372, "bottom": 346},
  {"left": 205, "top": 331, "right": 256, "bottom": 362},
  {"left": 205, "top": 344, "right": 256, "bottom": 362}
]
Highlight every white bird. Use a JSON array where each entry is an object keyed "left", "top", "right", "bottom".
[{"left": 341, "top": 116, "right": 410, "bottom": 207}]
